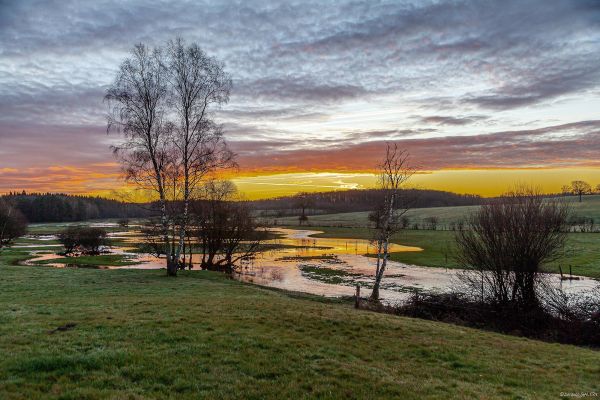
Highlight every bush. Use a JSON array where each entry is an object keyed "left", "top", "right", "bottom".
[
  {"left": 392, "top": 289, "right": 600, "bottom": 347},
  {"left": 58, "top": 226, "right": 108, "bottom": 255},
  {"left": 455, "top": 188, "right": 569, "bottom": 309}
]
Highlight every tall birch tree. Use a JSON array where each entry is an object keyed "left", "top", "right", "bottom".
[
  {"left": 370, "top": 143, "right": 415, "bottom": 301},
  {"left": 166, "top": 38, "right": 235, "bottom": 270}
]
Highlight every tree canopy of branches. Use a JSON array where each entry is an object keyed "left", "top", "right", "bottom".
[
  {"left": 252, "top": 189, "right": 481, "bottom": 215},
  {"left": 0, "top": 200, "right": 27, "bottom": 251},
  {"left": 106, "top": 38, "right": 234, "bottom": 276},
  {"left": 456, "top": 187, "right": 570, "bottom": 310},
  {"left": 166, "top": 38, "right": 235, "bottom": 271},
  {"left": 369, "top": 143, "right": 415, "bottom": 301},
  {"left": 569, "top": 180, "right": 592, "bottom": 202},
  {"left": 190, "top": 181, "right": 264, "bottom": 274}
]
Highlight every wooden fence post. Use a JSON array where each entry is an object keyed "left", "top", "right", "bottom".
[{"left": 355, "top": 284, "right": 361, "bottom": 309}]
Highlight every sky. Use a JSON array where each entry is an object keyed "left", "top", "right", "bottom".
[{"left": 1, "top": 0, "right": 600, "bottom": 199}]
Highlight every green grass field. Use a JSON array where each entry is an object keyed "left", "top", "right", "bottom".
[
  {"left": 35, "top": 254, "right": 139, "bottom": 267},
  {"left": 0, "top": 264, "right": 599, "bottom": 399}
]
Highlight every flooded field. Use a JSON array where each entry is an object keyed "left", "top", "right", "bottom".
[{"left": 21, "top": 224, "right": 599, "bottom": 304}]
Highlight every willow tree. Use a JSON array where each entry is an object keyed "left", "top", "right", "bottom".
[{"left": 370, "top": 143, "right": 415, "bottom": 301}]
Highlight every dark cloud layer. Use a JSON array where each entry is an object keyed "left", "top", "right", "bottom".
[{"left": 1, "top": 0, "right": 600, "bottom": 186}]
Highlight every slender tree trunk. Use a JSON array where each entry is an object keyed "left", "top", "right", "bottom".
[
  {"left": 175, "top": 173, "right": 190, "bottom": 266},
  {"left": 374, "top": 238, "right": 382, "bottom": 280},
  {"left": 371, "top": 193, "right": 395, "bottom": 301},
  {"left": 159, "top": 196, "right": 177, "bottom": 276},
  {"left": 371, "top": 237, "right": 390, "bottom": 301}
]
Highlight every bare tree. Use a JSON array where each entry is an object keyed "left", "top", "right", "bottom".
[
  {"left": 106, "top": 39, "right": 235, "bottom": 276},
  {"left": 370, "top": 143, "right": 415, "bottom": 301},
  {"left": 191, "top": 181, "right": 263, "bottom": 273},
  {"left": 293, "top": 192, "right": 315, "bottom": 225},
  {"left": 58, "top": 226, "right": 108, "bottom": 256},
  {"left": 166, "top": 38, "right": 235, "bottom": 271},
  {"left": 456, "top": 187, "right": 570, "bottom": 309},
  {"left": 570, "top": 180, "right": 592, "bottom": 202},
  {"left": 105, "top": 43, "right": 177, "bottom": 274}
]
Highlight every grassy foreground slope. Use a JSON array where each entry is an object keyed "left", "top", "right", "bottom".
[{"left": 0, "top": 265, "right": 599, "bottom": 399}]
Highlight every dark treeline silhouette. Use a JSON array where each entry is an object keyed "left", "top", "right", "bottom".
[
  {"left": 1, "top": 192, "right": 152, "bottom": 223},
  {"left": 252, "top": 189, "right": 482, "bottom": 215}
]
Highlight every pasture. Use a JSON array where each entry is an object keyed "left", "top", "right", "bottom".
[{"left": 0, "top": 263, "right": 599, "bottom": 399}]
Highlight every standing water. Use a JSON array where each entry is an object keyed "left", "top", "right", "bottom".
[{"left": 21, "top": 226, "right": 599, "bottom": 304}]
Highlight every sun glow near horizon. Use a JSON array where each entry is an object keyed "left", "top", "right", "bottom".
[
  {"left": 77, "top": 168, "right": 600, "bottom": 201},
  {"left": 230, "top": 168, "right": 600, "bottom": 200}
]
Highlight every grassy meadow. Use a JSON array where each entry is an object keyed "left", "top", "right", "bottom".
[{"left": 0, "top": 263, "right": 599, "bottom": 399}]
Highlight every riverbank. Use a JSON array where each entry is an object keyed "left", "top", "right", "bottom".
[{"left": 0, "top": 265, "right": 598, "bottom": 399}]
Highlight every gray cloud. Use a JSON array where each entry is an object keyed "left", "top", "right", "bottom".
[
  {"left": 235, "top": 77, "right": 369, "bottom": 103},
  {"left": 419, "top": 115, "right": 487, "bottom": 126}
]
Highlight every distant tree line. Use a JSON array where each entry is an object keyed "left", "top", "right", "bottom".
[
  {"left": 253, "top": 188, "right": 482, "bottom": 215},
  {"left": 0, "top": 192, "right": 152, "bottom": 223}
]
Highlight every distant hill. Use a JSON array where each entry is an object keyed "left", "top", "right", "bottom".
[
  {"left": 1, "top": 192, "right": 153, "bottom": 223},
  {"left": 251, "top": 189, "right": 483, "bottom": 216}
]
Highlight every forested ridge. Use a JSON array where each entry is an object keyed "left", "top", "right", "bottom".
[
  {"left": 1, "top": 192, "right": 152, "bottom": 222},
  {"left": 0, "top": 189, "right": 483, "bottom": 223},
  {"left": 251, "top": 188, "right": 482, "bottom": 214}
]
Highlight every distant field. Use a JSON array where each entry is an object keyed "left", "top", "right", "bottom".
[
  {"left": 271, "top": 206, "right": 477, "bottom": 228},
  {"left": 272, "top": 194, "right": 600, "bottom": 228}
]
